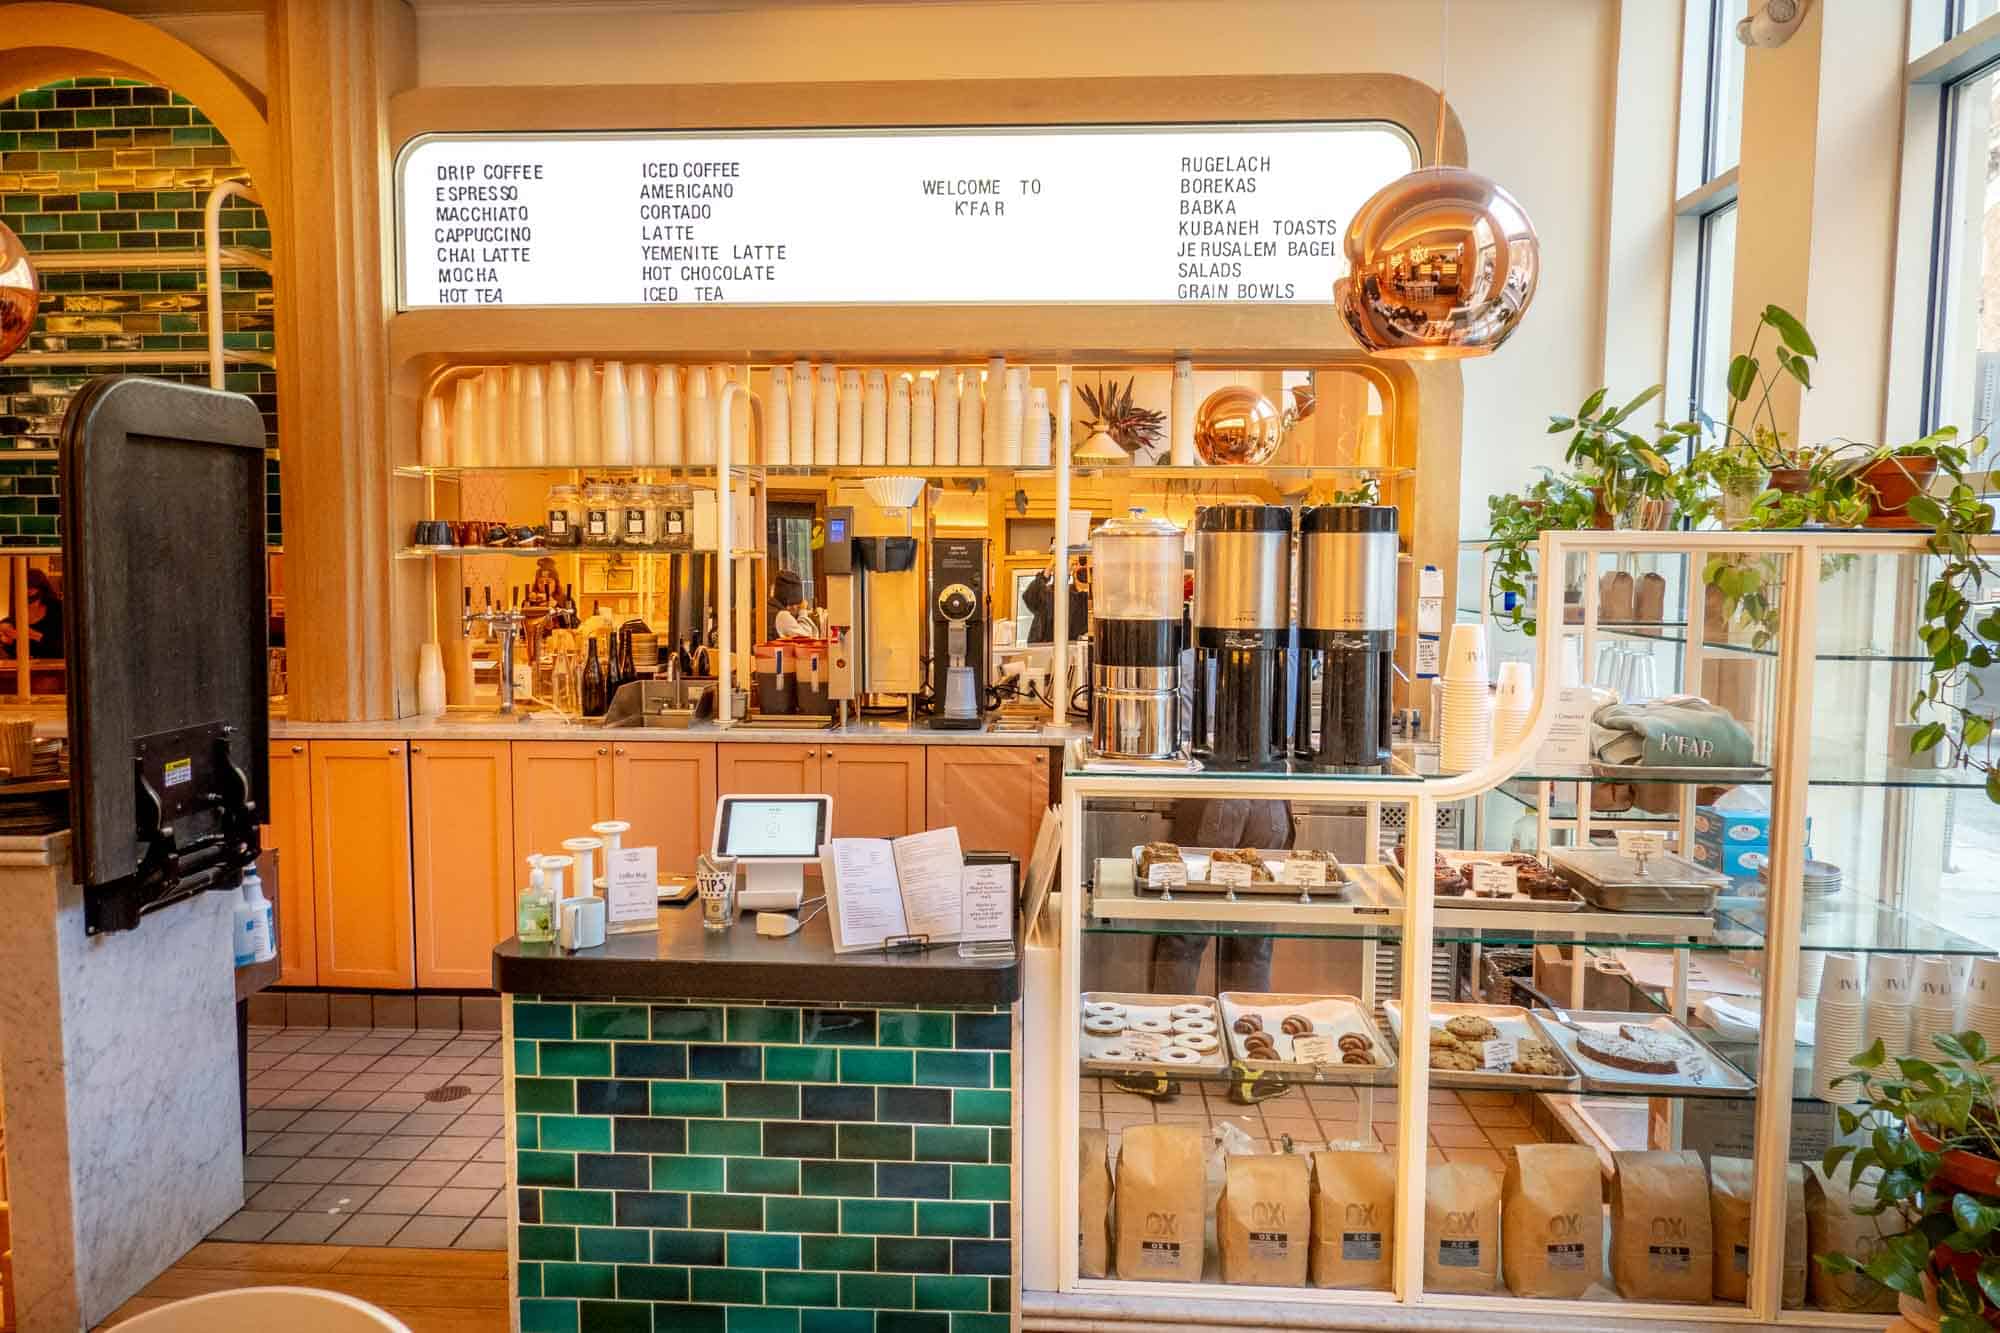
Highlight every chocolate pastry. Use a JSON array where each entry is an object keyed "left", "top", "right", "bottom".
[
  {"left": 1340, "top": 1049, "right": 1375, "bottom": 1065},
  {"left": 1337, "top": 1033, "right": 1372, "bottom": 1054},
  {"left": 1444, "top": 1014, "right": 1500, "bottom": 1043},
  {"left": 1280, "top": 1014, "right": 1313, "bottom": 1036},
  {"left": 1232, "top": 1015, "right": 1263, "bottom": 1034}
]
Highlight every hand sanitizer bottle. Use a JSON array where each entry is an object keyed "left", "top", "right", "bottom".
[
  {"left": 518, "top": 858, "right": 555, "bottom": 943},
  {"left": 235, "top": 868, "right": 274, "bottom": 965}
]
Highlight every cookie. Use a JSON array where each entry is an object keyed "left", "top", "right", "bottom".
[
  {"left": 1444, "top": 1014, "right": 1500, "bottom": 1043},
  {"left": 1434, "top": 1049, "right": 1480, "bottom": 1071}
]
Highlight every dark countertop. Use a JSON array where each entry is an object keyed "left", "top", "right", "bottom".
[{"left": 493, "top": 899, "right": 1019, "bottom": 1006}]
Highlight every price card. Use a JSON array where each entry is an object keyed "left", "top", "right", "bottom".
[
  {"left": 960, "top": 862, "right": 1013, "bottom": 944},
  {"left": 1481, "top": 1037, "right": 1519, "bottom": 1072},
  {"left": 1415, "top": 636, "right": 1441, "bottom": 676},
  {"left": 1468, "top": 862, "right": 1519, "bottom": 897},
  {"left": 1208, "top": 861, "right": 1254, "bottom": 889},
  {"left": 1281, "top": 859, "right": 1329, "bottom": 887},
  {"left": 604, "top": 846, "right": 660, "bottom": 934},
  {"left": 1290, "top": 1035, "right": 1338, "bottom": 1064},
  {"left": 1147, "top": 861, "right": 1188, "bottom": 891},
  {"left": 1617, "top": 830, "right": 1669, "bottom": 859}
]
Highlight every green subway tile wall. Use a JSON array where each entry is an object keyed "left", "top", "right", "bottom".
[
  {"left": 511, "top": 997, "right": 1014, "bottom": 1333},
  {"left": 0, "top": 78, "right": 281, "bottom": 546}
]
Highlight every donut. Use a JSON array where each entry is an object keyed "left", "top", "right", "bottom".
[
  {"left": 1097, "top": 1043, "right": 1136, "bottom": 1061},
  {"left": 1172, "top": 1017, "right": 1217, "bottom": 1035},
  {"left": 1158, "top": 1045, "right": 1201, "bottom": 1064},
  {"left": 1083, "top": 1014, "right": 1125, "bottom": 1037},
  {"left": 1169, "top": 1004, "right": 1210, "bottom": 1021},
  {"left": 1232, "top": 1015, "right": 1263, "bottom": 1034},
  {"left": 1130, "top": 1016, "right": 1172, "bottom": 1034},
  {"left": 1280, "top": 1014, "right": 1313, "bottom": 1036},
  {"left": 1173, "top": 1032, "right": 1220, "bottom": 1053},
  {"left": 1084, "top": 1001, "right": 1126, "bottom": 1019}
]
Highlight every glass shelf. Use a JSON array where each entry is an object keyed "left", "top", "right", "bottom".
[
  {"left": 1715, "top": 893, "right": 1994, "bottom": 955},
  {"left": 1488, "top": 780, "right": 1682, "bottom": 823},
  {"left": 1081, "top": 907, "right": 1752, "bottom": 951},
  {"left": 394, "top": 463, "right": 713, "bottom": 478},
  {"left": 1507, "top": 762, "right": 1993, "bottom": 791},
  {"left": 1079, "top": 1062, "right": 1399, "bottom": 1092},
  {"left": 395, "top": 545, "right": 696, "bottom": 560},
  {"left": 1066, "top": 740, "right": 1426, "bottom": 783}
]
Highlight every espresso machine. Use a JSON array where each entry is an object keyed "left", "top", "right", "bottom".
[
  {"left": 1088, "top": 512, "right": 1184, "bottom": 759},
  {"left": 927, "top": 536, "right": 988, "bottom": 729},
  {"left": 1191, "top": 504, "right": 1292, "bottom": 768},
  {"left": 1295, "top": 504, "right": 1398, "bottom": 769}
]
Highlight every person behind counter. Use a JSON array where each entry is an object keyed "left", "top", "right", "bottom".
[
  {"left": 1149, "top": 797, "right": 1290, "bottom": 993},
  {"left": 0, "top": 568, "right": 63, "bottom": 659},
  {"left": 774, "top": 568, "right": 818, "bottom": 638}
]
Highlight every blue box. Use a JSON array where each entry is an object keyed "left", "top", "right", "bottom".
[
  {"left": 1694, "top": 806, "right": 1809, "bottom": 847},
  {"left": 1692, "top": 838, "right": 1768, "bottom": 881}
]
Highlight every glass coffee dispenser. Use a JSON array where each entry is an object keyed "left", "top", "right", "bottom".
[
  {"left": 1088, "top": 511, "right": 1185, "bottom": 760},
  {"left": 1295, "top": 504, "right": 1398, "bottom": 770},
  {"left": 1191, "top": 504, "right": 1293, "bottom": 769}
]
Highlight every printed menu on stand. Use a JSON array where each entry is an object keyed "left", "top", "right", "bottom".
[
  {"left": 398, "top": 122, "right": 1417, "bottom": 308},
  {"left": 821, "top": 827, "right": 966, "bottom": 953}
]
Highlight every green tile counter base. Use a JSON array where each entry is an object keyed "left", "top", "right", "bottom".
[{"left": 509, "top": 995, "right": 1016, "bottom": 1333}]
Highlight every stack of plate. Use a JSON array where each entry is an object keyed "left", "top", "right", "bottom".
[
  {"left": 1812, "top": 951, "right": 1866, "bottom": 1103},
  {"left": 1865, "top": 953, "right": 1915, "bottom": 1064},
  {"left": 1911, "top": 955, "right": 1962, "bottom": 1060},
  {"left": 631, "top": 632, "right": 660, "bottom": 675},
  {"left": 1438, "top": 624, "right": 1493, "bottom": 772},
  {"left": 1802, "top": 859, "right": 1844, "bottom": 898},
  {"left": 1962, "top": 957, "right": 2000, "bottom": 1048}
]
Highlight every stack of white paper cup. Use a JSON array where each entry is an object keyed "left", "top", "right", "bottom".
[
  {"left": 1865, "top": 953, "right": 1915, "bottom": 1064},
  {"left": 1797, "top": 949, "right": 1828, "bottom": 1001},
  {"left": 1438, "top": 623, "right": 1493, "bottom": 772},
  {"left": 1911, "top": 955, "right": 1963, "bottom": 1060},
  {"left": 1812, "top": 952, "right": 1867, "bottom": 1103},
  {"left": 1493, "top": 661, "right": 1534, "bottom": 754},
  {"left": 1962, "top": 957, "right": 2000, "bottom": 1048}
]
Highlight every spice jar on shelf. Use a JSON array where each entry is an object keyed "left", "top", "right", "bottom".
[
  {"left": 545, "top": 482, "right": 583, "bottom": 548},
  {"left": 658, "top": 483, "right": 694, "bottom": 550},
  {"left": 581, "top": 480, "right": 619, "bottom": 548},
  {"left": 619, "top": 482, "right": 659, "bottom": 547}
]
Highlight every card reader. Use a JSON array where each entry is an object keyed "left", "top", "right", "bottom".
[{"left": 712, "top": 793, "right": 832, "bottom": 911}]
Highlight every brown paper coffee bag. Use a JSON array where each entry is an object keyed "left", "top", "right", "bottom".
[
  {"left": 1611, "top": 1149, "right": 1714, "bottom": 1302},
  {"left": 1503, "top": 1143, "right": 1603, "bottom": 1298},
  {"left": 1080, "top": 1129, "right": 1112, "bottom": 1279},
  {"left": 1806, "top": 1164, "right": 1898, "bottom": 1314},
  {"left": 1425, "top": 1162, "right": 1501, "bottom": 1292},
  {"left": 1218, "top": 1153, "right": 1310, "bottom": 1286},
  {"left": 1310, "top": 1149, "right": 1395, "bottom": 1289},
  {"left": 1711, "top": 1157, "right": 1806, "bottom": 1305},
  {"left": 1115, "top": 1123, "right": 1206, "bottom": 1282}
]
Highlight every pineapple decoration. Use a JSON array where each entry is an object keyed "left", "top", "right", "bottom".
[{"left": 1076, "top": 377, "right": 1166, "bottom": 465}]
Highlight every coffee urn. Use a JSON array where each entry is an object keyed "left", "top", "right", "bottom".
[
  {"left": 1191, "top": 504, "right": 1292, "bottom": 768},
  {"left": 1088, "top": 512, "right": 1184, "bottom": 759},
  {"left": 1295, "top": 504, "right": 1398, "bottom": 769}
]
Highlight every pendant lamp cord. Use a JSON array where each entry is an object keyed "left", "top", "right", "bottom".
[{"left": 1435, "top": 0, "right": 1450, "bottom": 165}]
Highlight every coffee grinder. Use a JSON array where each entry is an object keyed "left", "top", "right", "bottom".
[
  {"left": 1295, "top": 504, "right": 1398, "bottom": 769},
  {"left": 1191, "top": 504, "right": 1292, "bottom": 768},
  {"left": 927, "top": 536, "right": 988, "bottom": 729},
  {"left": 1088, "top": 511, "right": 1184, "bottom": 759}
]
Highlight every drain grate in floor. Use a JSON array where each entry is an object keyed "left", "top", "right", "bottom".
[{"left": 424, "top": 1083, "right": 473, "bottom": 1104}]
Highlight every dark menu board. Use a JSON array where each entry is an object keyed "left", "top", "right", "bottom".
[{"left": 397, "top": 123, "right": 1417, "bottom": 309}]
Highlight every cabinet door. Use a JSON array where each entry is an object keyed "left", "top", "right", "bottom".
[
  {"left": 925, "top": 745, "right": 1048, "bottom": 865},
  {"left": 411, "top": 741, "right": 515, "bottom": 990},
  {"left": 824, "top": 744, "right": 926, "bottom": 841},
  {"left": 717, "top": 742, "right": 820, "bottom": 798},
  {"left": 612, "top": 742, "right": 717, "bottom": 876},
  {"left": 512, "top": 741, "right": 615, "bottom": 869},
  {"left": 264, "top": 740, "right": 317, "bottom": 986},
  {"left": 309, "top": 740, "right": 415, "bottom": 989}
]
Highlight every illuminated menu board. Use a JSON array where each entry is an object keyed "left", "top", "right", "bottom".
[{"left": 395, "top": 122, "right": 1416, "bottom": 309}]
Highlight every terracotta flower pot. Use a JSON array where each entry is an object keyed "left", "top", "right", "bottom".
[
  {"left": 1908, "top": 1119, "right": 2000, "bottom": 1194},
  {"left": 1861, "top": 456, "right": 1940, "bottom": 530},
  {"left": 1769, "top": 467, "right": 1813, "bottom": 495},
  {"left": 1586, "top": 485, "right": 1614, "bottom": 530}
]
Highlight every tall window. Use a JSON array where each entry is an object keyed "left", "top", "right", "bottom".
[
  {"left": 1671, "top": 1, "right": 1750, "bottom": 439},
  {"left": 1699, "top": 0, "right": 1750, "bottom": 181},
  {"left": 1926, "top": 60, "right": 2000, "bottom": 435},
  {"left": 1692, "top": 202, "right": 1740, "bottom": 431}
]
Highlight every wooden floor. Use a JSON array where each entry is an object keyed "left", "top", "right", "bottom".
[{"left": 93, "top": 1242, "right": 508, "bottom": 1331}]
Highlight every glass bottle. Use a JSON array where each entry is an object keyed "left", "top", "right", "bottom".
[
  {"left": 619, "top": 627, "right": 638, "bottom": 683},
  {"left": 620, "top": 483, "right": 659, "bottom": 547},
  {"left": 582, "top": 639, "right": 607, "bottom": 716},
  {"left": 581, "top": 481, "right": 619, "bottom": 548},
  {"left": 545, "top": 482, "right": 582, "bottom": 547}
]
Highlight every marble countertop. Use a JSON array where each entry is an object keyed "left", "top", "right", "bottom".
[{"left": 270, "top": 714, "right": 1081, "bottom": 747}]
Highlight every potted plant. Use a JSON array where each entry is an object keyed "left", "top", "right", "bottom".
[
  {"left": 1485, "top": 469, "right": 1598, "bottom": 635},
  {"left": 1548, "top": 384, "right": 1702, "bottom": 530},
  {"left": 1821, "top": 1032, "right": 2000, "bottom": 1331}
]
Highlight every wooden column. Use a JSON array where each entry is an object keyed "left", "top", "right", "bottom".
[{"left": 266, "top": 0, "right": 416, "bottom": 720}]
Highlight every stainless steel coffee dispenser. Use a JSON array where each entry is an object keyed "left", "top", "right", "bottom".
[
  {"left": 1295, "top": 504, "right": 1398, "bottom": 769},
  {"left": 1088, "top": 512, "right": 1184, "bottom": 759},
  {"left": 1191, "top": 504, "right": 1292, "bottom": 769}
]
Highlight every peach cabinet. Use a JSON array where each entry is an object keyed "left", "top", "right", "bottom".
[
  {"left": 611, "top": 741, "right": 717, "bottom": 876},
  {"left": 263, "top": 740, "right": 318, "bottom": 986},
  {"left": 926, "top": 745, "right": 1053, "bottom": 866},
  {"left": 411, "top": 741, "right": 515, "bottom": 989},
  {"left": 823, "top": 745, "right": 926, "bottom": 841},
  {"left": 512, "top": 741, "right": 614, "bottom": 867},
  {"left": 308, "top": 740, "right": 415, "bottom": 989},
  {"left": 717, "top": 742, "right": 819, "bottom": 798}
]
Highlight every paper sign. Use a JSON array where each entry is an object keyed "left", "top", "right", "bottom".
[
  {"left": 960, "top": 863, "right": 1013, "bottom": 944},
  {"left": 1482, "top": 1037, "right": 1519, "bottom": 1071},
  {"left": 1468, "top": 862, "right": 1518, "bottom": 897},
  {"left": 1617, "top": 830, "right": 1669, "bottom": 859},
  {"left": 1416, "top": 595, "right": 1444, "bottom": 634},
  {"left": 1415, "top": 636, "right": 1440, "bottom": 677},
  {"left": 1419, "top": 564, "right": 1445, "bottom": 599},
  {"left": 1280, "top": 859, "right": 1329, "bottom": 887},
  {"left": 1147, "top": 861, "right": 1188, "bottom": 890},
  {"left": 1535, "top": 686, "right": 1598, "bottom": 767},
  {"left": 1290, "top": 1035, "right": 1337, "bottom": 1064},
  {"left": 604, "top": 846, "right": 660, "bottom": 933},
  {"left": 1208, "top": 861, "right": 1254, "bottom": 888}
]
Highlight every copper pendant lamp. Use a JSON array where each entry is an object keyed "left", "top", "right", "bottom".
[
  {"left": 1334, "top": 0, "right": 1540, "bottom": 360},
  {"left": 0, "top": 221, "right": 36, "bottom": 362}
]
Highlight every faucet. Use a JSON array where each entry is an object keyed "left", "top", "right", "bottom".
[{"left": 463, "top": 588, "right": 527, "bottom": 715}]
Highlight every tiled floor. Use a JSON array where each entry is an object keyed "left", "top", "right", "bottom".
[
  {"left": 218, "top": 1025, "right": 507, "bottom": 1250},
  {"left": 1081, "top": 1077, "right": 1547, "bottom": 1178}
]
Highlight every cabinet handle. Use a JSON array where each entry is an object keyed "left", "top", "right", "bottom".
[
  {"left": 615, "top": 746, "right": 627, "bottom": 756},
  {"left": 597, "top": 746, "right": 608, "bottom": 755},
  {"left": 387, "top": 746, "right": 401, "bottom": 755},
  {"left": 289, "top": 744, "right": 303, "bottom": 754},
  {"left": 411, "top": 745, "right": 423, "bottom": 754}
]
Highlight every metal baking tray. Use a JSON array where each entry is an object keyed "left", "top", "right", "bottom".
[
  {"left": 1217, "top": 992, "right": 1395, "bottom": 1079},
  {"left": 1079, "top": 991, "right": 1227, "bottom": 1076},
  {"left": 1130, "top": 846, "right": 1350, "bottom": 898},
  {"left": 1548, "top": 846, "right": 1728, "bottom": 914},
  {"left": 1382, "top": 1000, "right": 1582, "bottom": 1091},
  {"left": 1525, "top": 1009, "right": 1756, "bottom": 1097},
  {"left": 1386, "top": 851, "right": 1585, "bottom": 912}
]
